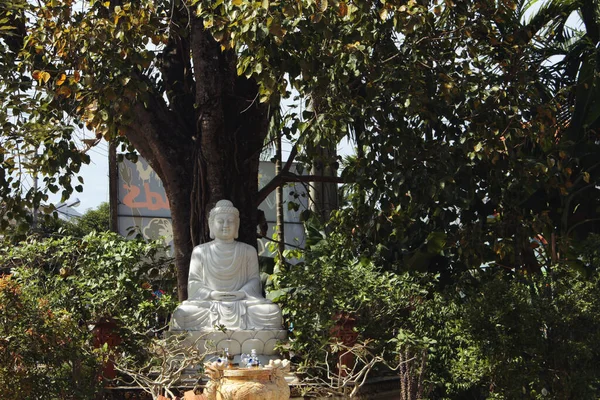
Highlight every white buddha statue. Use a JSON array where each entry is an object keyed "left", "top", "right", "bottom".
[{"left": 172, "top": 200, "right": 283, "bottom": 331}]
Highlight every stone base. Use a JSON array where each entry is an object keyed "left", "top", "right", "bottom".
[
  {"left": 171, "top": 329, "right": 287, "bottom": 366},
  {"left": 204, "top": 362, "right": 291, "bottom": 400}
]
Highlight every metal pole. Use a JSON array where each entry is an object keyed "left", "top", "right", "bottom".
[
  {"left": 275, "top": 132, "right": 285, "bottom": 261},
  {"left": 32, "top": 173, "right": 38, "bottom": 230},
  {"left": 108, "top": 141, "right": 118, "bottom": 233}
]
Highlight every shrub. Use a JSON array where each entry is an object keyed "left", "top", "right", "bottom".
[
  {"left": 276, "top": 217, "right": 600, "bottom": 399},
  {"left": 0, "top": 275, "right": 102, "bottom": 398},
  {"left": 0, "top": 231, "right": 178, "bottom": 397}
]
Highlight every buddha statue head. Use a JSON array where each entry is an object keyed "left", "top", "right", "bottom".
[{"left": 209, "top": 200, "right": 240, "bottom": 240}]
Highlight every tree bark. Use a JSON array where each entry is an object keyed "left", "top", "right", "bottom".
[
  {"left": 191, "top": 18, "right": 269, "bottom": 249},
  {"left": 124, "top": 94, "right": 195, "bottom": 302}
]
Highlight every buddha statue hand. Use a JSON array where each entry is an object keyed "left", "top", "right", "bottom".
[{"left": 210, "top": 290, "right": 246, "bottom": 301}]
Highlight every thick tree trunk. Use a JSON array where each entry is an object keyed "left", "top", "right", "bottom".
[
  {"left": 309, "top": 144, "right": 339, "bottom": 222},
  {"left": 164, "top": 165, "right": 194, "bottom": 301},
  {"left": 191, "top": 19, "right": 269, "bottom": 249},
  {"left": 124, "top": 19, "right": 268, "bottom": 302},
  {"left": 125, "top": 96, "right": 196, "bottom": 302}
]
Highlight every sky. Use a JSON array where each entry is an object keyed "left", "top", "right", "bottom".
[{"left": 77, "top": 140, "right": 110, "bottom": 211}]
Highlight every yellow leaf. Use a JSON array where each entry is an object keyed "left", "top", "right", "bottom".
[
  {"left": 213, "top": 30, "right": 226, "bottom": 42},
  {"left": 283, "top": 4, "right": 296, "bottom": 17},
  {"left": 316, "top": 0, "right": 327, "bottom": 12},
  {"left": 269, "top": 21, "right": 286, "bottom": 37},
  {"left": 261, "top": 0, "right": 269, "bottom": 9},
  {"left": 73, "top": 70, "right": 81, "bottom": 83},
  {"left": 40, "top": 71, "right": 51, "bottom": 84},
  {"left": 57, "top": 86, "right": 72, "bottom": 97},
  {"left": 583, "top": 171, "right": 590, "bottom": 183},
  {"left": 32, "top": 70, "right": 41, "bottom": 80},
  {"left": 56, "top": 73, "right": 66, "bottom": 86},
  {"left": 232, "top": 0, "right": 243, "bottom": 5},
  {"left": 379, "top": 7, "right": 388, "bottom": 20}
]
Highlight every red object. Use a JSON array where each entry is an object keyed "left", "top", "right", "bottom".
[
  {"left": 330, "top": 312, "right": 358, "bottom": 377},
  {"left": 92, "top": 318, "right": 122, "bottom": 379}
]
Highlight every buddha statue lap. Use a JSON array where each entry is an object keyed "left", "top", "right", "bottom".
[{"left": 172, "top": 200, "right": 283, "bottom": 331}]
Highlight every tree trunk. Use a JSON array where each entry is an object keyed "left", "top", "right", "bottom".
[
  {"left": 124, "top": 98, "right": 196, "bottom": 302},
  {"left": 309, "top": 143, "right": 339, "bottom": 222},
  {"left": 123, "top": 20, "right": 268, "bottom": 302},
  {"left": 191, "top": 19, "right": 269, "bottom": 251}
]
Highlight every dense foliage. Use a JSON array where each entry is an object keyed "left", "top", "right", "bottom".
[
  {"left": 269, "top": 2, "right": 600, "bottom": 394},
  {"left": 278, "top": 217, "right": 600, "bottom": 399},
  {"left": 0, "top": 232, "right": 177, "bottom": 398},
  {"left": 0, "top": 275, "right": 102, "bottom": 398},
  {"left": 38, "top": 201, "right": 111, "bottom": 237},
  {"left": 2, "top": 0, "right": 599, "bottom": 297}
]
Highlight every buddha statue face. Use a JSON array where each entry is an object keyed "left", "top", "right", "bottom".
[
  {"left": 211, "top": 212, "right": 238, "bottom": 241},
  {"left": 209, "top": 200, "right": 240, "bottom": 240}
]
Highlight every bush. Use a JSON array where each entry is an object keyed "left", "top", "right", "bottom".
[
  {"left": 276, "top": 216, "right": 600, "bottom": 399},
  {"left": 0, "top": 275, "right": 102, "bottom": 398},
  {"left": 451, "top": 265, "right": 600, "bottom": 399},
  {"left": 275, "top": 216, "right": 437, "bottom": 378},
  {"left": 0, "top": 231, "right": 178, "bottom": 398}
]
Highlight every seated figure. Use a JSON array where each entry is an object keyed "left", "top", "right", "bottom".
[{"left": 172, "top": 200, "right": 283, "bottom": 331}]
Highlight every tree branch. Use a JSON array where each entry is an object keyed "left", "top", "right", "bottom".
[
  {"left": 125, "top": 91, "right": 193, "bottom": 187},
  {"left": 256, "top": 171, "right": 345, "bottom": 206},
  {"left": 282, "top": 144, "right": 298, "bottom": 173}
]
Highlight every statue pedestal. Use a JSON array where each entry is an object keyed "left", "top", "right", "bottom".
[
  {"left": 172, "top": 329, "right": 287, "bottom": 364},
  {"left": 204, "top": 362, "right": 291, "bottom": 400}
]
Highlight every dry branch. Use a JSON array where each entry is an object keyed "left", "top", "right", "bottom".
[{"left": 114, "top": 332, "right": 216, "bottom": 400}]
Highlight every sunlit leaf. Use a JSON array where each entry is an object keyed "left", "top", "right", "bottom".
[
  {"left": 338, "top": 1, "right": 348, "bottom": 16},
  {"left": 56, "top": 86, "right": 72, "bottom": 97},
  {"left": 316, "top": 0, "right": 328, "bottom": 13},
  {"left": 40, "top": 71, "right": 51, "bottom": 83},
  {"left": 56, "top": 73, "right": 67, "bottom": 86}
]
